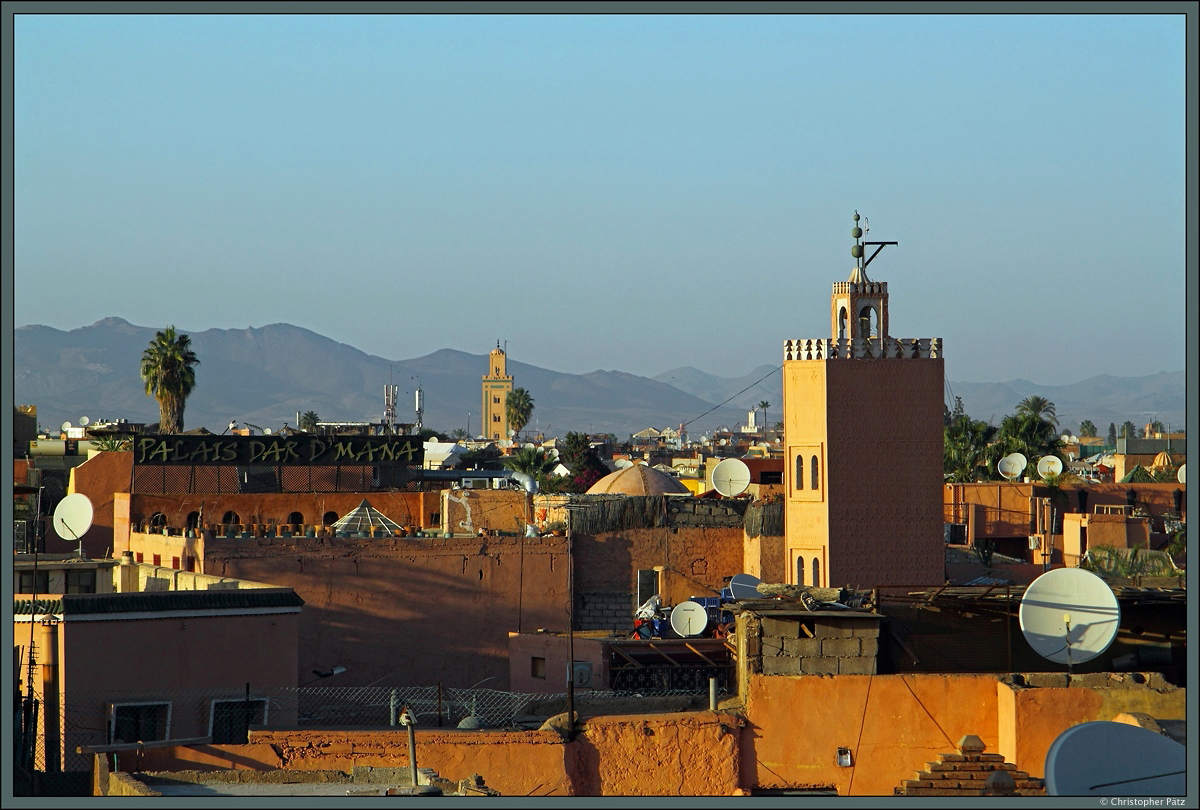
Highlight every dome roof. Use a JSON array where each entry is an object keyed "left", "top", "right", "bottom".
[
  {"left": 1152, "top": 451, "right": 1174, "bottom": 469},
  {"left": 586, "top": 463, "right": 691, "bottom": 496}
]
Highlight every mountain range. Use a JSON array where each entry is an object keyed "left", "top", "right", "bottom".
[{"left": 13, "top": 318, "right": 1185, "bottom": 441}]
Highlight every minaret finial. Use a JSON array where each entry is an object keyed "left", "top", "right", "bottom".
[{"left": 849, "top": 211, "right": 869, "bottom": 283}]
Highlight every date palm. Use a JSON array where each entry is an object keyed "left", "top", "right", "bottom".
[
  {"left": 505, "top": 388, "right": 534, "bottom": 439},
  {"left": 1016, "top": 396, "right": 1057, "bottom": 428},
  {"left": 758, "top": 401, "right": 770, "bottom": 430},
  {"left": 299, "top": 411, "right": 320, "bottom": 432},
  {"left": 140, "top": 326, "right": 199, "bottom": 434}
]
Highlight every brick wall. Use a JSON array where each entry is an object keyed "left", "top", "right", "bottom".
[
  {"left": 749, "top": 612, "right": 881, "bottom": 677},
  {"left": 894, "top": 734, "right": 1045, "bottom": 796},
  {"left": 576, "top": 591, "right": 634, "bottom": 631}
]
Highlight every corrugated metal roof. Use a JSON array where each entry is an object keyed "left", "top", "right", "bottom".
[{"left": 14, "top": 588, "right": 303, "bottom": 615}]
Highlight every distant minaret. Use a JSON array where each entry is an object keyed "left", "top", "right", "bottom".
[{"left": 481, "top": 342, "right": 513, "bottom": 441}]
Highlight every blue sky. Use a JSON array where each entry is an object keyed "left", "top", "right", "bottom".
[{"left": 13, "top": 12, "right": 1189, "bottom": 384}]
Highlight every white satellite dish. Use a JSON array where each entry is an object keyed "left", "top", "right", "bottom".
[
  {"left": 1178, "top": 464, "right": 1186, "bottom": 485},
  {"left": 669, "top": 601, "right": 708, "bottom": 638},
  {"left": 60, "top": 421, "right": 73, "bottom": 433},
  {"left": 522, "top": 442, "right": 535, "bottom": 451},
  {"left": 79, "top": 416, "right": 91, "bottom": 426},
  {"left": 728, "top": 572, "right": 763, "bottom": 601},
  {"left": 1037, "top": 456, "right": 1064, "bottom": 479},
  {"left": 998, "top": 453, "right": 1026, "bottom": 481},
  {"left": 1019, "top": 568, "right": 1120, "bottom": 667},
  {"left": 711, "top": 458, "right": 751, "bottom": 497},
  {"left": 1044, "top": 721, "right": 1186, "bottom": 796},
  {"left": 263, "top": 428, "right": 273, "bottom": 435},
  {"left": 53, "top": 493, "right": 94, "bottom": 541},
  {"left": 614, "top": 459, "right": 634, "bottom": 470}
]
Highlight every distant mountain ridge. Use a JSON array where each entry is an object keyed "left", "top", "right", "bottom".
[{"left": 14, "top": 319, "right": 1185, "bottom": 441}]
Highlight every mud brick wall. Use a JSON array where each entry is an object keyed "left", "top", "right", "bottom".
[{"left": 755, "top": 614, "right": 881, "bottom": 676}]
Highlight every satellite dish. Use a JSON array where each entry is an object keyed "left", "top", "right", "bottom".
[
  {"left": 614, "top": 459, "right": 633, "bottom": 470},
  {"left": 1037, "top": 456, "right": 1064, "bottom": 479},
  {"left": 60, "top": 421, "right": 73, "bottom": 432},
  {"left": 53, "top": 493, "right": 94, "bottom": 541},
  {"left": 1019, "top": 568, "right": 1120, "bottom": 666},
  {"left": 998, "top": 453, "right": 1026, "bottom": 481},
  {"left": 522, "top": 442, "right": 535, "bottom": 451},
  {"left": 669, "top": 601, "right": 708, "bottom": 638},
  {"left": 728, "top": 572, "right": 763, "bottom": 601},
  {"left": 1044, "top": 721, "right": 1185, "bottom": 796},
  {"left": 1178, "top": 464, "right": 1186, "bottom": 485},
  {"left": 263, "top": 428, "right": 273, "bottom": 435},
  {"left": 79, "top": 416, "right": 91, "bottom": 426},
  {"left": 712, "top": 458, "right": 751, "bottom": 497}
]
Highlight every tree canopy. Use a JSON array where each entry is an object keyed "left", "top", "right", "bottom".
[
  {"left": 299, "top": 411, "right": 320, "bottom": 432},
  {"left": 505, "top": 388, "right": 534, "bottom": 438},
  {"left": 1078, "top": 419, "right": 1097, "bottom": 438},
  {"left": 140, "top": 326, "right": 199, "bottom": 434}
]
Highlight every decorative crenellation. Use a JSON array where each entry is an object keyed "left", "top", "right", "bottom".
[
  {"left": 831, "top": 281, "right": 887, "bottom": 297},
  {"left": 784, "top": 337, "right": 942, "bottom": 361}
]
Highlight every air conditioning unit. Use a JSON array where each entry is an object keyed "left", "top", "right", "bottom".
[
  {"left": 1028, "top": 535, "right": 1042, "bottom": 550},
  {"left": 461, "top": 478, "right": 489, "bottom": 490}
]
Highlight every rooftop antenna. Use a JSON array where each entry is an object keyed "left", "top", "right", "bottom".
[{"left": 384, "top": 384, "right": 398, "bottom": 434}]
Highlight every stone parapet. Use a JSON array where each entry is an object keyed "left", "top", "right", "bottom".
[{"left": 784, "top": 337, "right": 942, "bottom": 361}]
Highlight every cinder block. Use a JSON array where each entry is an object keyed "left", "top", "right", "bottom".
[
  {"left": 852, "top": 623, "right": 881, "bottom": 638},
  {"left": 782, "top": 637, "right": 822, "bottom": 657},
  {"left": 799, "top": 657, "right": 838, "bottom": 675},
  {"left": 761, "top": 618, "right": 800, "bottom": 638},
  {"left": 821, "top": 638, "right": 860, "bottom": 658},
  {"left": 762, "top": 656, "right": 803, "bottom": 676},
  {"left": 760, "top": 637, "right": 787, "bottom": 657},
  {"left": 837, "top": 656, "right": 877, "bottom": 675},
  {"left": 860, "top": 637, "right": 879, "bottom": 657},
  {"left": 813, "top": 618, "right": 854, "bottom": 638}
]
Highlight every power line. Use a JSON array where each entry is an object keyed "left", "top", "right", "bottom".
[{"left": 681, "top": 365, "right": 783, "bottom": 430}]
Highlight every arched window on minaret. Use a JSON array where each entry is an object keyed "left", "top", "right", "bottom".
[
  {"left": 797, "top": 556, "right": 806, "bottom": 586},
  {"left": 812, "top": 558, "right": 820, "bottom": 588},
  {"left": 858, "top": 305, "right": 879, "bottom": 339},
  {"left": 795, "top": 454, "right": 805, "bottom": 491},
  {"left": 838, "top": 307, "right": 848, "bottom": 340},
  {"left": 811, "top": 455, "right": 819, "bottom": 490}
]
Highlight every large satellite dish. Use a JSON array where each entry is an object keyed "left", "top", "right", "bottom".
[
  {"left": 668, "top": 601, "right": 708, "bottom": 638},
  {"left": 998, "top": 452, "right": 1027, "bottom": 481},
  {"left": 79, "top": 416, "right": 91, "bottom": 427},
  {"left": 1037, "top": 456, "right": 1063, "bottom": 479},
  {"left": 728, "top": 572, "right": 763, "bottom": 601},
  {"left": 711, "top": 458, "right": 751, "bottom": 497},
  {"left": 1019, "top": 568, "right": 1119, "bottom": 666},
  {"left": 60, "top": 421, "right": 73, "bottom": 433},
  {"left": 53, "top": 493, "right": 94, "bottom": 542},
  {"left": 614, "top": 459, "right": 634, "bottom": 470},
  {"left": 1178, "top": 464, "right": 1186, "bottom": 485},
  {"left": 1044, "top": 721, "right": 1186, "bottom": 796}
]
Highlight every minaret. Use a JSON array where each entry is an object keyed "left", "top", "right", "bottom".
[
  {"left": 481, "top": 342, "right": 513, "bottom": 442},
  {"left": 780, "top": 213, "right": 944, "bottom": 589}
]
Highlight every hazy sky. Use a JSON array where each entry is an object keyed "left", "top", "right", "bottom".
[{"left": 13, "top": 11, "right": 1189, "bottom": 384}]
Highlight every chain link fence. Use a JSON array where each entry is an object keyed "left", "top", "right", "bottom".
[{"left": 15, "top": 682, "right": 718, "bottom": 797}]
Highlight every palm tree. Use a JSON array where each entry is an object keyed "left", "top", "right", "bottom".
[
  {"left": 758, "top": 401, "right": 770, "bottom": 431},
  {"left": 450, "top": 427, "right": 469, "bottom": 441},
  {"left": 501, "top": 446, "right": 558, "bottom": 487},
  {"left": 140, "top": 326, "right": 199, "bottom": 434},
  {"left": 1017, "top": 396, "right": 1058, "bottom": 428},
  {"left": 944, "top": 416, "right": 1000, "bottom": 482},
  {"left": 505, "top": 388, "right": 534, "bottom": 439},
  {"left": 997, "top": 410, "right": 1061, "bottom": 468},
  {"left": 299, "top": 411, "right": 320, "bottom": 432},
  {"left": 1078, "top": 420, "right": 1097, "bottom": 438}
]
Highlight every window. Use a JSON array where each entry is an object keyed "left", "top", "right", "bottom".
[
  {"left": 287, "top": 511, "right": 304, "bottom": 526},
  {"left": 531, "top": 657, "right": 546, "bottom": 680},
  {"left": 838, "top": 307, "right": 848, "bottom": 339},
  {"left": 493, "top": 396, "right": 500, "bottom": 404},
  {"left": 135, "top": 552, "right": 144, "bottom": 563},
  {"left": 184, "top": 556, "right": 195, "bottom": 573},
  {"left": 796, "top": 557, "right": 805, "bottom": 586},
  {"left": 18, "top": 571, "right": 49, "bottom": 594},
  {"left": 795, "top": 455, "right": 804, "bottom": 491},
  {"left": 152, "top": 554, "right": 161, "bottom": 567},
  {"left": 429, "top": 512, "right": 440, "bottom": 525},
  {"left": 811, "top": 456, "right": 820, "bottom": 491},
  {"left": 186, "top": 511, "right": 201, "bottom": 530},
  {"left": 760, "top": 471, "right": 783, "bottom": 485},
  {"left": 493, "top": 414, "right": 501, "bottom": 423},
  {"left": 65, "top": 570, "right": 96, "bottom": 594},
  {"left": 222, "top": 511, "right": 240, "bottom": 526},
  {"left": 149, "top": 512, "right": 167, "bottom": 529},
  {"left": 812, "top": 558, "right": 820, "bottom": 588},
  {"left": 171, "top": 557, "right": 181, "bottom": 570},
  {"left": 322, "top": 511, "right": 338, "bottom": 525},
  {"left": 111, "top": 702, "right": 170, "bottom": 743},
  {"left": 210, "top": 699, "right": 267, "bottom": 745},
  {"left": 637, "top": 569, "right": 660, "bottom": 607}
]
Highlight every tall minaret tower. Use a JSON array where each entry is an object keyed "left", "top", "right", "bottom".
[
  {"left": 780, "top": 213, "right": 944, "bottom": 589},
  {"left": 481, "top": 342, "right": 513, "bottom": 442}
]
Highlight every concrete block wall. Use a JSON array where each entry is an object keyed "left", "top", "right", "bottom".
[
  {"left": 576, "top": 591, "right": 634, "bottom": 631},
  {"left": 665, "top": 499, "right": 747, "bottom": 528},
  {"left": 757, "top": 614, "right": 881, "bottom": 676}
]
